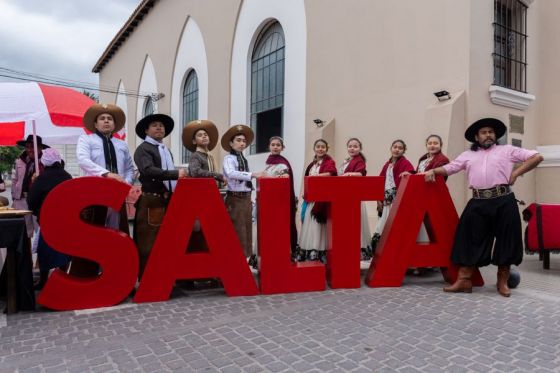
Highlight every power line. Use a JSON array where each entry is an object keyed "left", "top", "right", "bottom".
[
  {"left": 0, "top": 66, "right": 152, "bottom": 97},
  {"left": 0, "top": 66, "right": 161, "bottom": 100},
  {"left": 0, "top": 73, "right": 148, "bottom": 99}
]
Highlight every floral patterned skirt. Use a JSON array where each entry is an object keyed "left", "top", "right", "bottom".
[{"left": 296, "top": 201, "right": 372, "bottom": 262}]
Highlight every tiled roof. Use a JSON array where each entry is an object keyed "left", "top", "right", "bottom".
[{"left": 92, "top": 0, "right": 157, "bottom": 73}]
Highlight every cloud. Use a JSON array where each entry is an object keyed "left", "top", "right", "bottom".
[
  {"left": 6, "top": 0, "right": 139, "bottom": 23},
  {"left": 0, "top": 0, "right": 139, "bottom": 86}
]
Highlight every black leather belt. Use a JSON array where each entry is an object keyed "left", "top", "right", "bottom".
[
  {"left": 226, "top": 191, "right": 251, "bottom": 197},
  {"left": 142, "top": 191, "right": 171, "bottom": 199},
  {"left": 472, "top": 184, "right": 511, "bottom": 199}
]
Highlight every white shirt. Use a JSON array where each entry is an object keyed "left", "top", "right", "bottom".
[
  {"left": 338, "top": 158, "right": 350, "bottom": 175},
  {"left": 223, "top": 154, "right": 252, "bottom": 192},
  {"left": 385, "top": 164, "right": 396, "bottom": 191},
  {"left": 417, "top": 158, "right": 430, "bottom": 173},
  {"left": 76, "top": 133, "right": 134, "bottom": 184},
  {"left": 144, "top": 135, "right": 176, "bottom": 191},
  {"left": 264, "top": 163, "right": 289, "bottom": 177}
]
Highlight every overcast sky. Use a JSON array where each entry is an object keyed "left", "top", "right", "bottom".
[{"left": 0, "top": 0, "right": 140, "bottom": 89}]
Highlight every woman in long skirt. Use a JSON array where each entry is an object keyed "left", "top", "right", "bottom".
[
  {"left": 263, "top": 136, "right": 298, "bottom": 259},
  {"left": 372, "top": 139, "right": 414, "bottom": 251},
  {"left": 339, "top": 138, "right": 372, "bottom": 260},
  {"left": 297, "top": 139, "right": 337, "bottom": 263}
]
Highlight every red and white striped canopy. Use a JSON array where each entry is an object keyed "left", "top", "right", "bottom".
[{"left": 0, "top": 82, "right": 125, "bottom": 146}]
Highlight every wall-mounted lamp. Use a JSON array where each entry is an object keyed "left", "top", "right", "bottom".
[
  {"left": 434, "top": 90, "right": 451, "bottom": 101},
  {"left": 151, "top": 92, "right": 166, "bottom": 102},
  {"left": 313, "top": 118, "right": 325, "bottom": 128}
]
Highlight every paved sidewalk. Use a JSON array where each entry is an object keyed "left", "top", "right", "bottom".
[{"left": 1, "top": 255, "right": 559, "bottom": 372}]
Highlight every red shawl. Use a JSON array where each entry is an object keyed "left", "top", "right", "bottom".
[
  {"left": 266, "top": 154, "right": 298, "bottom": 249},
  {"left": 344, "top": 155, "right": 367, "bottom": 175},
  {"left": 304, "top": 154, "right": 337, "bottom": 223},
  {"left": 266, "top": 154, "right": 295, "bottom": 187},
  {"left": 379, "top": 156, "right": 414, "bottom": 190},
  {"left": 416, "top": 152, "right": 450, "bottom": 172},
  {"left": 304, "top": 154, "right": 337, "bottom": 176}
]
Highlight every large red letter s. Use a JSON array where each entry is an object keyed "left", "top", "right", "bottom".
[{"left": 38, "top": 177, "right": 139, "bottom": 310}]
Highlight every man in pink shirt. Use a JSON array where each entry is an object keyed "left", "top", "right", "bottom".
[{"left": 424, "top": 118, "right": 543, "bottom": 297}]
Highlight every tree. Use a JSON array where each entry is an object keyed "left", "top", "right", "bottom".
[
  {"left": 0, "top": 146, "right": 22, "bottom": 179},
  {"left": 82, "top": 90, "right": 99, "bottom": 103}
]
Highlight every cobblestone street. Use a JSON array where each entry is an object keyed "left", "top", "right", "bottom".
[{"left": 1, "top": 255, "right": 559, "bottom": 372}]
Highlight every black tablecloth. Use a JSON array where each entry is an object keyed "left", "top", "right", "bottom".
[{"left": 0, "top": 217, "right": 35, "bottom": 312}]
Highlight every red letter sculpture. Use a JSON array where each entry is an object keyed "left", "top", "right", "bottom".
[
  {"left": 366, "top": 175, "right": 484, "bottom": 287},
  {"left": 305, "top": 176, "right": 385, "bottom": 288},
  {"left": 134, "top": 179, "right": 258, "bottom": 302},
  {"left": 38, "top": 177, "right": 138, "bottom": 310},
  {"left": 258, "top": 177, "right": 325, "bottom": 294}
]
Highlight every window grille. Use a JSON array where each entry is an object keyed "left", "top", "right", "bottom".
[
  {"left": 143, "top": 97, "right": 154, "bottom": 117},
  {"left": 182, "top": 69, "right": 199, "bottom": 163},
  {"left": 250, "top": 22, "right": 285, "bottom": 154},
  {"left": 493, "top": 0, "right": 528, "bottom": 93}
]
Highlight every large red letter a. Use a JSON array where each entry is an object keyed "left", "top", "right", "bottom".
[
  {"left": 366, "top": 175, "right": 484, "bottom": 287},
  {"left": 134, "top": 179, "right": 258, "bottom": 302}
]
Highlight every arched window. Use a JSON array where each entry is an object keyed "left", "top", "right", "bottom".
[
  {"left": 250, "top": 21, "right": 285, "bottom": 154},
  {"left": 143, "top": 97, "right": 154, "bottom": 117},
  {"left": 182, "top": 69, "right": 199, "bottom": 163}
]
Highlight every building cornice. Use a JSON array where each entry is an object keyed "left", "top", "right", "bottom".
[
  {"left": 537, "top": 145, "right": 560, "bottom": 168},
  {"left": 519, "top": 0, "right": 534, "bottom": 7},
  {"left": 489, "top": 85, "right": 536, "bottom": 111},
  {"left": 92, "top": 0, "right": 157, "bottom": 73}
]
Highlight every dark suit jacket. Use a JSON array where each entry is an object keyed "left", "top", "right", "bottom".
[{"left": 134, "top": 141, "right": 179, "bottom": 194}]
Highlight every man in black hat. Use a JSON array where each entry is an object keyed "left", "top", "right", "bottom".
[
  {"left": 12, "top": 134, "right": 49, "bottom": 237},
  {"left": 424, "top": 118, "right": 543, "bottom": 297},
  {"left": 133, "top": 114, "right": 187, "bottom": 278}
]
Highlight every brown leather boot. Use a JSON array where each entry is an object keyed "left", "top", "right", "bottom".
[
  {"left": 497, "top": 265, "right": 511, "bottom": 297},
  {"left": 440, "top": 267, "right": 452, "bottom": 284},
  {"left": 443, "top": 266, "right": 473, "bottom": 293}
]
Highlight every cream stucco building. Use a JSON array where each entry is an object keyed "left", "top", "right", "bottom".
[{"left": 93, "top": 0, "right": 560, "bottom": 218}]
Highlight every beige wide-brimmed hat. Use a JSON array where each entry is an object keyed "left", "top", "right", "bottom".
[
  {"left": 82, "top": 103, "right": 126, "bottom": 133},
  {"left": 220, "top": 124, "right": 254, "bottom": 152},
  {"left": 182, "top": 120, "right": 219, "bottom": 152}
]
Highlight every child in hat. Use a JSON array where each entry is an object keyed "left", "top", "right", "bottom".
[{"left": 221, "top": 125, "right": 263, "bottom": 264}]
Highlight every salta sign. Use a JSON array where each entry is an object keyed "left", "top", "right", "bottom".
[{"left": 37, "top": 175, "right": 483, "bottom": 311}]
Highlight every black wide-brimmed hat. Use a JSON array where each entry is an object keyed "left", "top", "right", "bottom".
[
  {"left": 464, "top": 118, "right": 506, "bottom": 142},
  {"left": 16, "top": 134, "right": 50, "bottom": 149},
  {"left": 135, "top": 113, "right": 175, "bottom": 140}
]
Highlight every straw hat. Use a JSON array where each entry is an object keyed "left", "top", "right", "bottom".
[
  {"left": 221, "top": 124, "right": 254, "bottom": 152},
  {"left": 83, "top": 103, "right": 126, "bottom": 133},
  {"left": 182, "top": 120, "right": 219, "bottom": 152},
  {"left": 135, "top": 114, "right": 175, "bottom": 140}
]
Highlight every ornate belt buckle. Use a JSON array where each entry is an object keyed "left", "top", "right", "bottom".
[{"left": 483, "top": 190, "right": 493, "bottom": 199}]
